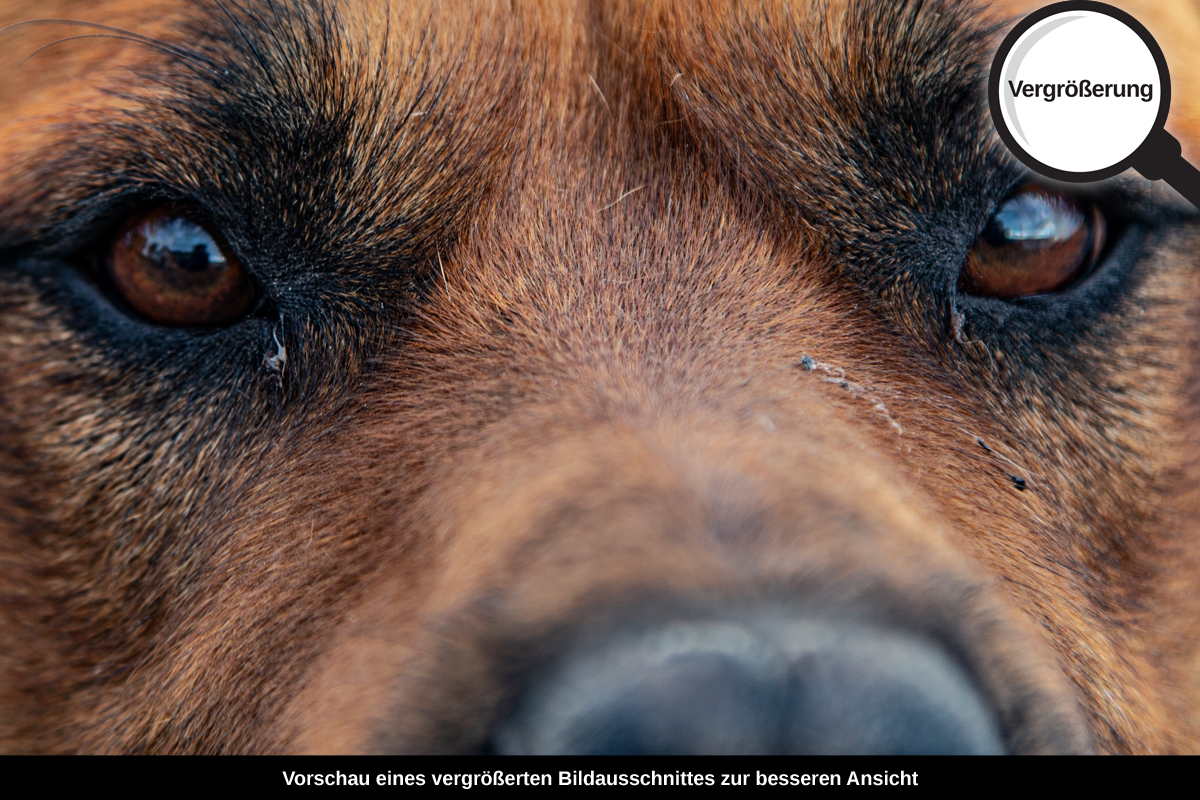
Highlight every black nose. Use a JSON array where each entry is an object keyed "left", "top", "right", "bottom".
[{"left": 491, "top": 615, "right": 1005, "bottom": 754}]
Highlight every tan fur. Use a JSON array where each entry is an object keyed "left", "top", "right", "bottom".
[{"left": 1, "top": 0, "right": 1199, "bottom": 753}]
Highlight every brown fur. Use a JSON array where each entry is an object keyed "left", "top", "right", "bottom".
[{"left": 1, "top": 0, "right": 1199, "bottom": 753}]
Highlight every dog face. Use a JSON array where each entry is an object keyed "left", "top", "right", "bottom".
[{"left": 2, "top": 0, "right": 1199, "bottom": 754}]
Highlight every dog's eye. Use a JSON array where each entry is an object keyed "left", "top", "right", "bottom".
[
  {"left": 959, "top": 186, "right": 1106, "bottom": 300},
  {"left": 105, "top": 208, "right": 254, "bottom": 327}
]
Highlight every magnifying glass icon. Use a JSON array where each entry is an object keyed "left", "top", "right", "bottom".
[{"left": 989, "top": 0, "right": 1200, "bottom": 207}]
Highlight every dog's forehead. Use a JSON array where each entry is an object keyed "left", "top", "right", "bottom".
[
  {"left": 0, "top": 0, "right": 1066, "bottom": 218},
  {"left": 0, "top": 0, "right": 1005, "bottom": 279},
  {"left": 3, "top": 0, "right": 1197, "bottom": 109},
  {"left": 0, "top": 0, "right": 997, "bottom": 118}
]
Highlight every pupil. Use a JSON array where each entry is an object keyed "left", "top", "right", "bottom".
[
  {"left": 177, "top": 244, "right": 211, "bottom": 272},
  {"left": 984, "top": 192, "right": 1083, "bottom": 246}
]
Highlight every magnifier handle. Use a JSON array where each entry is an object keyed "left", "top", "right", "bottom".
[{"left": 1131, "top": 128, "right": 1200, "bottom": 210}]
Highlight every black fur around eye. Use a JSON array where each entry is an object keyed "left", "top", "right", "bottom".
[
  {"left": 959, "top": 186, "right": 1106, "bottom": 300},
  {"left": 105, "top": 208, "right": 255, "bottom": 327}
]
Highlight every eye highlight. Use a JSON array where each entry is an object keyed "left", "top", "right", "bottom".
[
  {"left": 959, "top": 186, "right": 1106, "bottom": 300},
  {"left": 105, "top": 208, "right": 255, "bottom": 327}
]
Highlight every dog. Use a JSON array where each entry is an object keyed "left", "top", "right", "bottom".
[{"left": 2, "top": 0, "right": 1199, "bottom": 754}]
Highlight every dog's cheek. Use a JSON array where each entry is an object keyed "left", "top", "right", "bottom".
[{"left": 0, "top": 278, "right": 346, "bottom": 749}]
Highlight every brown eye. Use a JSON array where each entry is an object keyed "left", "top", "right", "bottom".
[
  {"left": 959, "top": 186, "right": 1106, "bottom": 300},
  {"left": 106, "top": 208, "right": 254, "bottom": 327}
]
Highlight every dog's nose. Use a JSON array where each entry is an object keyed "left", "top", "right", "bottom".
[{"left": 491, "top": 615, "right": 1005, "bottom": 755}]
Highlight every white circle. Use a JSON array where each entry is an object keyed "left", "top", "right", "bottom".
[{"left": 998, "top": 10, "right": 1162, "bottom": 173}]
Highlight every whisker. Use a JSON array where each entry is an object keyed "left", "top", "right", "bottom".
[
  {"left": 211, "top": 1, "right": 280, "bottom": 91},
  {"left": 19, "top": 33, "right": 197, "bottom": 69},
  {"left": 1, "top": 18, "right": 218, "bottom": 74}
]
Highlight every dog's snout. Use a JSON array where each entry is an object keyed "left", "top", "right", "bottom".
[
  {"left": 491, "top": 614, "right": 1004, "bottom": 755},
  {"left": 291, "top": 427, "right": 1096, "bottom": 755}
]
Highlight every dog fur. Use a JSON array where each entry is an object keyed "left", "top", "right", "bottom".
[{"left": 2, "top": 0, "right": 1200, "bottom": 753}]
